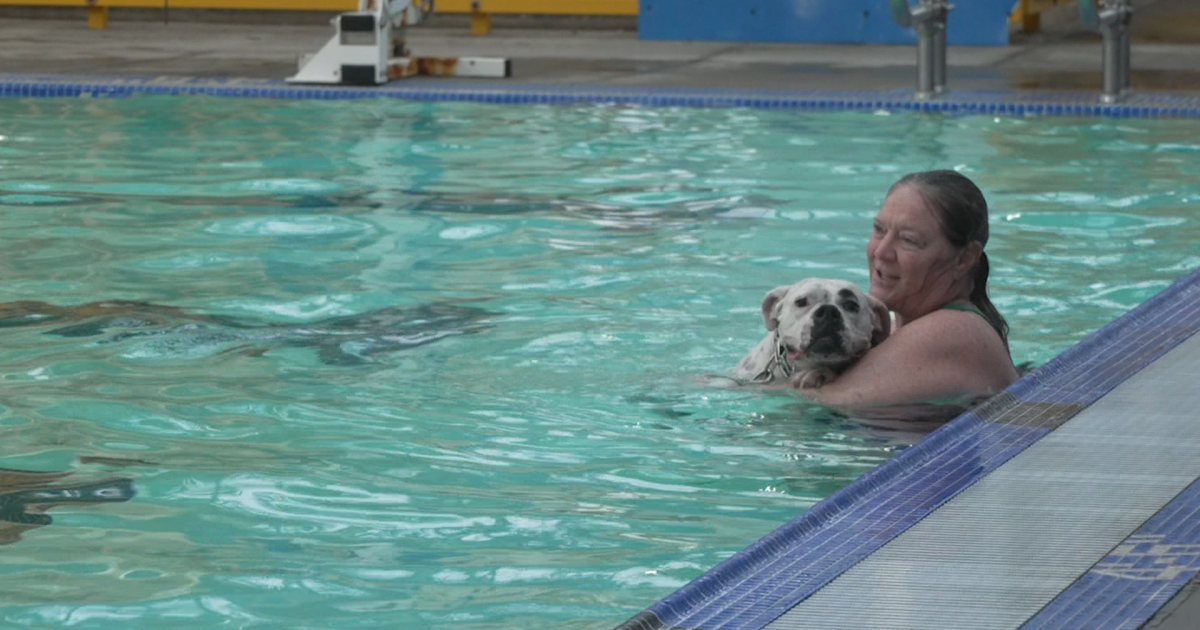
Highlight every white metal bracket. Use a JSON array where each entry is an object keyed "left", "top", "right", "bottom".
[{"left": 287, "top": 0, "right": 511, "bottom": 85}]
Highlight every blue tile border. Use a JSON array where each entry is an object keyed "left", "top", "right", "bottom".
[
  {"left": 3, "top": 73, "right": 1200, "bottom": 117},
  {"left": 613, "top": 263, "right": 1200, "bottom": 630}
]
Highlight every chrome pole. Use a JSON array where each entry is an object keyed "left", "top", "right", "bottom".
[
  {"left": 894, "top": 0, "right": 952, "bottom": 100},
  {"left": 1100, "top": 14, "right": 1121, "bottom": 101},
  {"left": 916, "top": 16, "right": 936, "bottom": 98},
  {"left": 1080, "top": 0, "right": 1133, "bottom": 103},
  {"left": 1118, "top": 6, "right": 1132, "bottom": 94},
  {"left": 932, "top": 13, "right": 947, "bottom": 95}
]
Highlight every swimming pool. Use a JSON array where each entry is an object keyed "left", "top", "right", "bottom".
[{"left": 0, "top": 95, "right": 1197, "bottom": 629}]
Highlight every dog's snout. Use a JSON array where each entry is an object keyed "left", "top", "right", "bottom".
[
  {"left": 813, "top": 304, "right": 841, "bottom": 324},
  {"left": 811, "top": 304, "right": 844, "bottom": 341}
]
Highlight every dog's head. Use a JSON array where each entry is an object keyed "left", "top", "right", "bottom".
[{"left": 761, "top": 279, "right": 890, "bottom": 367}]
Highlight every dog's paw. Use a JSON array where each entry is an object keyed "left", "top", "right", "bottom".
[{"left": 792, "top": 367, "right": 836, "bottom": 390}]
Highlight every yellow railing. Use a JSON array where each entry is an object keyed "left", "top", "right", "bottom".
[
  {"left": 0, "top": 0, "right": 638, "bottom": 31},
  {"left": 0, "top": 0, "right": 355, "bottom": 28},
  {"left": 0, "top": 0, "right": 350, "bottom": 5},
  {"left": 1010, "top": 0, "right": 1075, "bottom": 33},
  {"left": 437, "top": 0, "right": 638, "bottom": 34}
]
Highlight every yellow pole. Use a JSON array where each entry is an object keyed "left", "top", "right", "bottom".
[
  {"left": 87, "top": 4, "right": 109, "bottom": 28},
  {"left": 1021, "top": 0, "right": 1042, "bottom": 33},
  {"left": 470, "top": 10, "right": 491, "bottom": 35}
]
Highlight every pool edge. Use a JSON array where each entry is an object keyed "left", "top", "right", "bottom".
[{"left": 5, "top": 74, "right": 1200, "bottom": 118}]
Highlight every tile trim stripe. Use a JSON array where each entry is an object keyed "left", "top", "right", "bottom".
[
  {"left": 614, "top": 265, "right": 1200, "bottom": 630},
  {"left": 4, "top": 74, "right": 1200, "bottom": 117}
]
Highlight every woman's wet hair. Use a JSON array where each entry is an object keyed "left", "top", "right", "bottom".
[{"left": 888, "top": 170, "right": 1009, "bottom": 349}]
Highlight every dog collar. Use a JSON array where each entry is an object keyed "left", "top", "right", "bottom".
[{"left": 752, "top": 331, "right": 795, "bottom": 383}]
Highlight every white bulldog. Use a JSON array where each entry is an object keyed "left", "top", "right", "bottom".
[{"left": 734, "top": 279, "right": 891, "bottom": 389}]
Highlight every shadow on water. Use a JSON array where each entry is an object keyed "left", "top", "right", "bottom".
[
  {"left": 0, "top": 190, "right": 381, "bottom": 212},
  {"left": 400, "top": 189, "right": 784, "bottom": 229},
  {"left": 643, "top": 358, "right": 1043, "bottom": 441},
  {"left": 0, "top": 299, "right": 497, "bottom": 365},
  {"left": 6, "top": 183, "right": 784, "bottom": 233},
  {"left": 626, "top": 385, "right": 940, "bottom": 448}
]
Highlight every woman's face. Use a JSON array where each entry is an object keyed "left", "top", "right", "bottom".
[{"left": 867, "top": 184, "right": 967, "bottom": 317}]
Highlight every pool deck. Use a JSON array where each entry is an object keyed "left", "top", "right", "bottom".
[
  {"left": 1, "top": 0, "right": 1200, "bottom": 95},
  {"left": 2, "top": 3, "right": 1200, "bottom": 629}
]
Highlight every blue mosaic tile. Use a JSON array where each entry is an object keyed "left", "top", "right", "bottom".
[
  {"left": 1020, "top": 475, "right": 1200, "bottom": 630},
  {"left": 4, "top": 73, "right": 1200, "bottom": 118}
]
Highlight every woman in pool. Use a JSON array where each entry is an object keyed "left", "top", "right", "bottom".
[{"left": 802, "top": 169, "right": 1020, "bottom": 418}]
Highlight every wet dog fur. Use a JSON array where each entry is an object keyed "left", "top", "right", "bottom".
[{"left": 734, "top": 279, "right": 890, "bottom": 388}]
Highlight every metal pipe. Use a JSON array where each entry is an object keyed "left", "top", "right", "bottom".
[
  {"left": 932, "top": 17, "right": 947, "bottom": 95},
  {"left": 916, "top": 18, "right": 935, "bottom": 99},
  {"left": 1119, "top": 8, "right": 1132, "bottom": 94},
  {"left": 1081, "top": 0, "right": 1133, "bottom": 103},
  {"left": 898, "top": 0, "right": 951, "bottom": 100},
  {"left": 1100, "top": 16, "right": 1121, "bottom": 102}
]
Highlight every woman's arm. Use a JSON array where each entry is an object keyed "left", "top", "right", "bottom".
[{"left": 803, "top": 309, "right": 1018, "bottom": 410}]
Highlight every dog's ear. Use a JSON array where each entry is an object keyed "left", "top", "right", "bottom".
[
  {"left": 761, "top": 286, "right": 791, "bottom": 331},
  {"left": 865, "top": 294, "right": 891, "bottom": 347}
]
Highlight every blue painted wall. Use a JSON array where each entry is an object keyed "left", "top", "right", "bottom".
[{"left": 638, "top": 0, "right": 1014, "bottom": 46}]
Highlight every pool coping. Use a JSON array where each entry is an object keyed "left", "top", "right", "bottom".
[{"left": 6, "top": 73, "right": 1200, "bottom": 118}]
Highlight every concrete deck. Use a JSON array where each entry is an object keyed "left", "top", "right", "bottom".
[{"left": 0, "top": 0, "right": 1199, "bottom": 95}]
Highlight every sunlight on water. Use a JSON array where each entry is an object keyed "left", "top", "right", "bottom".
[{"left": 0, "top": 95, "right": 1197, "bottom": 629}]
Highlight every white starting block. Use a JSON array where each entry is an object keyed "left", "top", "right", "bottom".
[{"left": 287, "top": 0, "right": 511, "bottom": 85}]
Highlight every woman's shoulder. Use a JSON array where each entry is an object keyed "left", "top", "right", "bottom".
[
  {"left": 886, "top": 306, "right": 1018, "bottom": 386},
  {"left": 891, "top": 306, "right": 1006, "bottom": 359}
]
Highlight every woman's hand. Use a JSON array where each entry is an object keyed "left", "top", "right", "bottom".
[{"left": 787, "top": 367, "right": 837, "bottom": 390}]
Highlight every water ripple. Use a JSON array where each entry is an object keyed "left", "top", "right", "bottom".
[{"left": 0, "top": 97, "right": 1197, "bottom": 630}]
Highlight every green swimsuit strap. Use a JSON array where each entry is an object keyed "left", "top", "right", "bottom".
[
  {"left": 939, "top": 301, "right": 987, "bottom": 319},
  {"left": 940, "top": 300, "right": 1010, "bottom": 352}
]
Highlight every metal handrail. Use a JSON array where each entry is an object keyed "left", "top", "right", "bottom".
[
  {"left": 888, "top": 0, "right": 952, "bottom": 99},
  {"left": 1077, "top": 0, "right": 1133, "bottom": 102}
]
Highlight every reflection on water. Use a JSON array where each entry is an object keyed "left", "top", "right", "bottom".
[
  {"left": 0, "top": 299, "right": 496, "bottom": 365},
  {"left": 0, "top": 467, "right": 134, "bottom": 545}
]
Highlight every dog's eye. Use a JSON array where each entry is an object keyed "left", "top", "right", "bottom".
[
  {"left": 794, "top": 298, "right": 808, "bottom": 308},
  {"left": 844, "top": 302, "right": 860, "bottom": 313}
]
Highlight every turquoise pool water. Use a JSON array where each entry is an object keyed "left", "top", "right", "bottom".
[{"left": 0, "top": 95, "right": 1198, "bottom": 629}]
